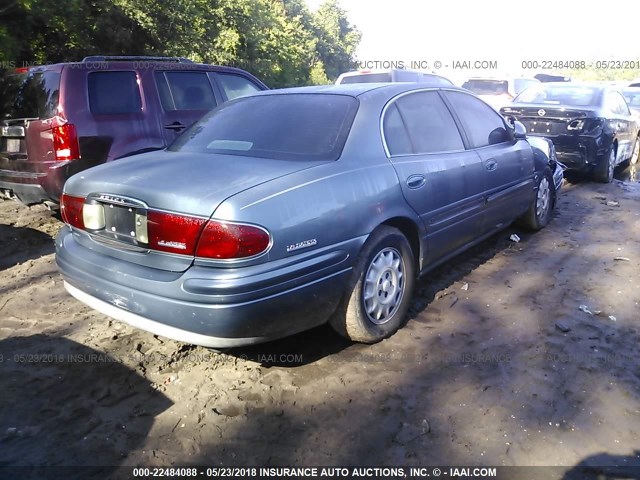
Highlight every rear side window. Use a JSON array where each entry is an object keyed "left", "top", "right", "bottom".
[
  {"left": 156, "top": 72, "right": 216, "bottom": 111},
  {"left": 390, "top": 91, "right": 464, "bottom": 155},
  {"left": 606, "top": 91, "right": 631, "bottom": 115},
  {"left": 0, "top": 70, "right": 60, "bottom": 119},
  {"left": 383, "top": 104, "right": 412, "bottom": 156},
  {"left": 170, "top": 94, "right": 358, "bottom": 161},
  {"left": 216, "top": 73, "right": 261, "bottom": 101},
  {"left": 88, "top": 71, "right": 142, "bottom": 115},
  {"left": 444, "top": 91, "right": 511, "bottom": 148}
]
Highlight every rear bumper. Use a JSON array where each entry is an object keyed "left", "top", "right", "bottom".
[
  {"left": 529, "top": 133, "right": 609, "bottom": 172},
  {"left": 0, "top": 177, "right": 52, "bottom": 205},
  {"left": 55, "top": 227, "right": 358, "bottom": 347},
  {"left": 0, "top": 161, "right": 81, "bottom": 205}
]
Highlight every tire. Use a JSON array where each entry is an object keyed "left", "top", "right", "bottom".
[
  {"left": 629, "top": 137, "right": 640, "bottom": 166},
  {"left": 518, "top": 168, "right": 555, "bottom": 231},
  {"left": 593, "top": 146, "right": 616, "bottom": 183},
  {"left": 330, "top": 226, "right": 416, "bottom": 343}
]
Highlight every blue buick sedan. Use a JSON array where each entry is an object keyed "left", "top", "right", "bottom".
[{"left": 56, "top": 83, "right": 563, "bottom": 347}]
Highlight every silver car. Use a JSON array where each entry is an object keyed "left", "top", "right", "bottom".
[{"left": 56, "top": 83, "right": 563, "bottom": 347}]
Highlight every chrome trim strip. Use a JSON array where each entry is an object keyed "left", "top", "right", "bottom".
[{"left": 64, "top": 281, "right": 267, "bottom": 348}]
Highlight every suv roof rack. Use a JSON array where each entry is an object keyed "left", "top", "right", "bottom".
[{"left": 82, "top": 56, "right": 194, "bottom": 64}]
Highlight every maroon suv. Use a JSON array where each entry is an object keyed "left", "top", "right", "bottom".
[{"left": 0, "top": 56, "right": 268, "bottom": 205}]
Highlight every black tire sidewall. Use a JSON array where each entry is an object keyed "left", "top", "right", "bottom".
[
  {"left": 336, "top": 227, "right": 416, "bottom": 343},
  {"left": 535, "top": 169, "right": 555, "bottom": 228}
]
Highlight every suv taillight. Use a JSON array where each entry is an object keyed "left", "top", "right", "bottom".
[
  {"left": 196, "top": 220, "right": 271, "bottom": 259},
  {"left": 52, "top": 124, "right": 80, "bottom": 161},
  {"left": 60, "top": 193, "right": 85, "bottom": 229}
]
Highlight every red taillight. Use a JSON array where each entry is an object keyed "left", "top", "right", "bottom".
[
  {"left": 147, "top": 211, "right": 207, "bottom": 256},
  {"left": 60, "top": 194, "right": 85, "bottom": 229},
  {"left": 196, "top": 220, "right": 271, "bottom": 259},
  {"left": 52, "top": 124, "right": 80, "bottom": 161}
]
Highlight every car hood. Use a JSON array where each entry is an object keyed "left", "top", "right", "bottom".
[{"left": 64, "top": 150, "right": 329, "bottom": 217}]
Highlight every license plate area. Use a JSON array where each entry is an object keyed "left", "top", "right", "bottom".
[{"left": 85, "top": 194, "right": 149, "bottom": 247}]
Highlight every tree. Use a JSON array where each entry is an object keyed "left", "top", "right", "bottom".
[
  {"left": 312, "top": 0, "right": 361, "bottom": 81},
  {"left": 0, "top": 0, "right": 361, "bottom": 87}
]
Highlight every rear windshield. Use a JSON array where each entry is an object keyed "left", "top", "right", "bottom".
[
  {"left": 340, "top": 73, "right": 392, "bottom": 84},
  {"left": 0, "top": 69, "right": 60, "bottom": 120},
  {"left": 462, "top": 79, "right": 508, "bottom": 95},
  {"left": 169, "top": 94, "right": 358, "bottom": 161},
  {"left": 514, "top": 85, "right": 599, "bottom": 106}
]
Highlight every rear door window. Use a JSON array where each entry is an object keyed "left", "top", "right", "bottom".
[
  {"left": 0, "top": 70, "right": 60, "bottom": 120},
  {"left": 444, "top": 91, "right": 511, "bottom": 148},
  {"left": 391, "top": 91, "right": 464, "bottom": 154},
  {"left": 155, "top": 71, "right": 216, "bottom": 111},
  {"left": 215, "top": 73, "right": 262, "bottom": 101},
  {"left": 88, "top": 71, "right": 142, "bottom": 115}
]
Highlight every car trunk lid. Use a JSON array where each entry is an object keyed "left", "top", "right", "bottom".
[
  {"left": 501, "top": 105, "right": 597, "bottom": 136},
  {"left": 63, "top": 150, "right": 328, "bottom": 271}
]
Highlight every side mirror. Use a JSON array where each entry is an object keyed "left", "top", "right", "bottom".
[{"left": 512, "top": 120, "right": 527, "bottom": 139}]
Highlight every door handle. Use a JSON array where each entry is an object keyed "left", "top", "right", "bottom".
[
  {"left": 164, "top": 122, "right": 186, "bottom": 131},
  {"left": 406, "top": 175, "right": 426, "bottom": 189},
  {"left": 485, "top": 160, "right": 498, "bottom": 172}
]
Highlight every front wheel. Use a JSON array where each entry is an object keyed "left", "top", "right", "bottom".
[
  {"left": 517, "top": 168, "right": 555, "bottom": 231},
  {"left": 330, "top": 226, "right": 416, "bottom": 343}
]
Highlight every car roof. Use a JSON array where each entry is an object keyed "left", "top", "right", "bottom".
[
  {"left": 25, "top": 60, "right": 258, "bottom": 78},
  {"left": 251, "top": 82, "right": 467, "bottom": 97}
]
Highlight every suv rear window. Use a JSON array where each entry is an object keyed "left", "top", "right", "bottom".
[
  {"left": 170, "top": 93, "right": 358, "bottom": 161},
  {"left": 462, "top": 79, "right": 508, "bottom": 95},
  {"left": 88, "top": 71, "right": 142, "bottom": 115},
  {"left": 0, "top": 70, "right": 60, "bottom": 120}
]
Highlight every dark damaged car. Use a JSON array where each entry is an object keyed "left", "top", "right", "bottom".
[
  {"left": 56, "top": 84, "right": 563, "bottom": 347},
  {"left": 501, "top": 83, "right": 639, "bottom": 182}
]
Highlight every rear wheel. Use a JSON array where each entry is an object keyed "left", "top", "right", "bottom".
[
  {"left": 330, "top": 226, "right": 415, "bottom": 343},
  {"left": 594, "top": 146, "right": 616, "bottom": 183},
  {"left": 518, "top": 168, "right": 555, "bottom": 231}
]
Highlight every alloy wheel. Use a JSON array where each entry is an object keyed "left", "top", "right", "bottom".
[{"left": 363, "top": 247, "right": 405, "bottom": 325}]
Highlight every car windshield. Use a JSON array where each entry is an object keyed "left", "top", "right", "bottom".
[
  {"left": 169, "top": 93, "right": 358, "bottom": 161},
  {"left": 340, "top": 73, "right": 392, "bottom": 84},
  {"left": 622, "top": 89, "right": 640, "bottom": 107},
  {"left": 462, "top": 79, "right": 508, "bottom": 95},
  {"left": 0, "top": 69, "right": 60, "bottom": 119},
  {"left": 514, "top": 85, "right": 599, "bottom": 106}
]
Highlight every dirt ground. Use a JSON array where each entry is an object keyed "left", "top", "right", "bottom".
[{"left": 1, "top": 166, "right": 640, "bottom": 478}]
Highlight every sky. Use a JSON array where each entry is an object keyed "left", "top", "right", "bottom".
[{"left": 305, "top": 0, "right": 640, "bottom": 83}]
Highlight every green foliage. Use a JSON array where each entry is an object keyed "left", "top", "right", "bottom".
[{"left": 0, "top": 0, "right": 361, "bottom": 87}]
